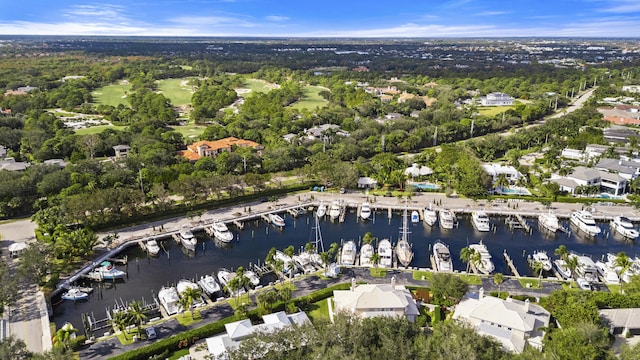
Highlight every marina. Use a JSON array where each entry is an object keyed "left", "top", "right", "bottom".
[{"left": 51, "top": 200, "right": 640, "bottom": 336}]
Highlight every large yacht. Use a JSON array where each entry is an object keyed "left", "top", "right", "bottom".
[
  {"left": 610, "top": 216, "right": 639, "bottom": 240},
  {"left": 432, "top": 240, "right": 453, "bottom": 272},
  {"left": 469, "top": 241, "right": 495, "bottom": 275},
  {"left": 571, "top": 252, "right": 599, "bottom": 283},
  {"left": 553, "top": 258, "right": 572, "bottom": 280},
  {"left": 395, "top": 207, "right": 414, "bottom": 267},
  {"left": 423, "top": 205, "right": 437, "bottom": 226},
  {"left": 179, "top": 225, "right": 197, "bottom": 251},
  {"left": 197, "top": 275, "right": 221, "bottom": 296},
  {"left": 471, "top": 211, "right": 491, "bottom": 232},
  {"left": 329, "top": 201, "right": 341, "bottom": 220},
  {"left": 359, "top": 243, "right": 374, "bottom": 267},
  {"left": 529, "top": 250, "right": 552, "bottom": 272},
  {"left": 377, "top": 239, "right": 393, "bottom": 268},
  {"left": 211, "top": 221, "right": 234, "bottom": 243},
  {"left": 360, "top": 202, "right": 372, "bottom": 221},
  {"left": 340, "top": 240, "right": 357, "bottom": 266},
  {"left": 158, "top": 286, "right": 181, "bottom": 315},
  {"left": 177, "top": 279, "right": 205, "bottom": 307},
  {"left": 538, "top": 212, "right": 560, "bottom": 233},
  {"left": 439, "top": 209, "right": 455, "bottom": 230},
  {"left": 570, "top": 210, "right": 601, "bottom": 236}
]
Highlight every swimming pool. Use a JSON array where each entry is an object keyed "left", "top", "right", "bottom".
[
  {"left": 413, "top": 183, "right": 439, "bottom": 190},
  {"left": 498, "top": 187, "right": 532, "bottom": 196}
]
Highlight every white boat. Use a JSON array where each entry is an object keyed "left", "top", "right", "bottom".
[
  {"left": 316, "top": 201, "right": 327, "bottom": 217},
  {"left": 293, "top": 252, "right": 317, "bottom": 273},
  {"left": 273, "top": 250, "right": 296, "bottom": 275},
  {"left": 423, "top": 205, "right": 437, "bottom": 226},
  {"left": 439, "top": 209, "right": 455, "bottom": 230},
  {"left": 211, "top": 221, "right": 234, "bottom": 242},
  {"left": 340, "top": 240, "right": 357, "bottom": 266},
  {"left": 145, "top": 239, "right": 160, "bottom": 256},
  {"left": 570, "top": 210, "right": 601, "bottom": 236},
  {"left": 88, "top": 261, "right": 127, "bottom": 280},
  {"left": 179, "top": 225, "right": 197, "bottom": 250},
  {"left": 359, "top": 243, "right": 374, "bottom": 267},
  {"left": 360, "top": 202, "right": 372, "bottom": 221},
  {"left": 244, "top": 270, "right": 261, "bottom": 287},
  {"left": 269, "top": 213, "right": 286, "bottom": 227},
  {"left": 197, "top": 275, "right": 221, "bottom": 295},
  {"left": 61, "top": 288, "right": 89, "bottom": 301},
  {"left": 571, "top": 253, "right": 599, "bottom": 283},
  {"left": 610, "top": 216, "right": 639, "bottom": 240},
  {"left": 553, "top": 259, "right": 572, "bottom": 280},
  {"left": 177, "top": 279, "right": 205, "bottom": 307},
  {"left": 433, "top": 240, "right": 453, "bottom": 272},
  {"left": 217, "top": 268, "right": 235, "bottom": 288},
  {"left": 595, "top": 261, "right": 620, "bottom": 284},
  {"left": 622, "top": 257, "right": 640, "bottom": 283},
  {"left": 158, "top": 286, "right": 181, "bottom": 315},
  {"left": 377, "top": 239, "right": 393, "bottom": 268},
  {"left": 529, "top": 250, "right": 552, "bottom": 272},
  {"left": 329, "top": 201, "right": 341, "bottom": 220},
  {"left": 469, "top": 241, "right": 495, "bottom": 275},
  {"left": 396, "top": 207, "right": 414, "bottom": 267},
  {"left": 411, "top": 210, "right": 420, "bottom": 224},
  {"left": 538, "top": 212, "right": 560, "bottom": 233},
  {"left": 471, "top": 211, "right": 491, "bottom": 232},
  {"left": 577, "top": 277, "right": 592, "bottom": 291}
]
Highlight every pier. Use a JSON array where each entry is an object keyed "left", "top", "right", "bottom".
[{"left": 503, "top": 250, "right": 521, "bottom": 277}]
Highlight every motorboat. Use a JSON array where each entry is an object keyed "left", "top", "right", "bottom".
[
  {"left": 269, "top": 213, "right": 286, "bottom": 227},
  {"left": 177, "top": 279, "right": 205, "bottom": 307},
  {"left": 377, "top": 239, "right": 393, "bottom": 268},
  {"left": 359, "top": 243, "right": 374, "bottom": 267},
  {"left": 197, "top": 274, "right": 221, "bottom": 296},
  {"left": 179, "top": 225, "right": 197, "bottom": 250},
  {"left": 571, "top": 252, "right": 599, "bottom": 283},
  {"left": 293, "top": 252, "right": 317, "bottom": 273},
  {"left": 88, "top": 261, "right": 127, "bottom": 281},
  {"left": 145, "top": 239, "right": 160, "bottom": 256},
  {"left": 432, "top": 240, "right": 453, "bottom": 272},
  {"left": 396, "top": 207, "right": 414, "bottom": 267},
  {"left": 273, "top": 250, "right": 296, "bottom": 275},
  {"left": 61, "top": 288, "right": 89, "bottom": 301},
  {"left": 469, "top": 241, "right": 495, "bottom": 275},
  {"left": 595, "top": 261, "right": 620, "bottom": 284},
  {"left": 217, "top": 268, "right": 235, "bottom": 288},
  {"left": 538, "top": 212, "right": 560, "bottom": 233},
  {"left": 158, "top": 286, "right": 181, "bottom": 315},
  {"left": 553, "top": 259, "right": 572, "bottom": 280},
  {"left": 329, "top": 201, "right": 341, "bottom": 220},
  {"left": 411, "top": 210, "right": 420, "bottom": 224},
  {"left": 244, "top": 270, "right": 261, "bottom": 287},
  {"left": 340, "top": 240, "right": 357, "bottom": 266},
  {"left": 610, "top": 216, "right": 639, "bottom": 240},
  {"left": 471, "top": 211, "right": 491, "bottom": 232},
  {"left": 529, "top": 250, "right": 552, "bottom": 272},
  {"left": 439, "top": 209, "right": 455, "bottom": 230},
  {"left": 423, "top": 205, "right": 437, "bottom": 226},
  {"left": 577, "top": 277, "right": 592, "bottom": 291},
  {"left": 622, "top": 257, "right": 640, "bottom": 283},
  {"left": 360, "top": 202, "right": 372, "bottom": 221},
  {"left": 211, "top": 221, "right": 234, "bottom": 243},
  {"left": 324, "top": 262, "right": 341, "bottom": 278},
  {"left": 570, "top": 210, "right": 601, "bottom": 236},
  {"left": 316, "top": 201, "right": 327, "bottom": 217}
]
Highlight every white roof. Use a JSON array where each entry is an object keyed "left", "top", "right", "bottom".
[
  {"left": 333, "top": 283, "right": 420, "bottom": 316},
  {"left": 405, "top": 163, "right": 433, "bottom": 177},
  {"left": 225, "top": 319, "right": 253, "bottom": 340},
  {"left": 358, "top": 177, "right": 378, "bottom": 186}
]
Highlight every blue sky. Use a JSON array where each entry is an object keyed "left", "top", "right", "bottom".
[{"left": 2, "top": 0, "right": 640, "bottom": 37}]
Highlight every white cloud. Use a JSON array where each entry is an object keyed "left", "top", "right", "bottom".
[
  {"left": 599, "top": 0, "right": 640, "bottom": 13},
  {"left": 63, "top": 4, "right": 128, "bottom": 21},
  {"left": 169, "top": 15, "right": 256, "bottom": 27},
  {"left": 265, "top": 16, "right": 289, "bottom": 22},
  {"left": 476, "top": 11, "right": 509, "bottom": 16}
]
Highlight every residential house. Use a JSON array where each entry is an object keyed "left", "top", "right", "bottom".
[
  {"left": 598, "top": 104, "right": 640, "bottom": 125},
  {"left": 4, "top": 86, "right": 38, "bottom": 96},
  {"left": 332, "top": 278, "right": 420, "bottom": 322},
  {"left": 0, "top": 158, "right": 29, "bottom": 172},
  {"left": 595, "top": 158, "right": 640, "bottom": 181},
  {"left": 404, "top": 163, "right": 433, "bottom": 177},
  {"left": 205, "top": 311, "right": 310, "bottom": 359},
  {"left": 357, "top": 177, "right": 378, "bottom": 189},
  {"left": 482, "top": 163, "right": 522, "bottom": 185},
  {"left": 480, "top": 92, "right": 514, "bottom": 106},
  {"left": 113, "top": 145, "right": 131, "bottom": 159},
  {"left": 603, "top": 126, "right": 640, "bottom": 144},
  {"left": 375, "top": 112, "right": 403, "bottom": 124},
  {"left": 550, "top": 166, "right": 627, "bottom": 196},
  {"left": 622, "top": 85, "right": 640, "bottom": 94},
  {"left": 453, "top": 289, "right": 550, "bottom": 353},
  {"left": 304, "top": 124, "right": 350, "bottom": 141},
  {"left": 179, "top": 137, "right": 263, "bottom": 162},
  {"left": 600, "top": 308, "right": 640, "bottom": 336},
  {"left": 561, "top": 148, "right": 589, "bottom": 162}
]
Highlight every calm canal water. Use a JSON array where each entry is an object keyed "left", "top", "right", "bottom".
[{"left": 52, "top": 209, "right": 640, "bottom": 331}]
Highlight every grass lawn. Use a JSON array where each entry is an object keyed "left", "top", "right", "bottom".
[
  {"left": 289, "top": 85, "right": 328, "bottom": 110},
  {"left": 607, "top": 284, "right": 622, "bottom": 293},
  {"left": 307, "top": 298, "right": 330, "bottom": 323},
  {"left": 273, "top": 281, "right": 297, "bottom": 292},
  {"left": 157, "top": 78, "right": 195, "bottom": 106},
  {"left": 412, "top": 270, "right": 433, "bottom": 281},
  {"left": 168, "top": 124, "right": 207, "bottom": 141},
  {"left": 176, "top": 310, "right": 203, "bottom": 326},
  {"left": 92, "top": 83, "right": 132, "bottom": 107},
  {"left": 477, "top": 106, "right": 513, "bottom": 117},
  {"left": 116, "top": 328, "right": 142, "bottom": 345},
  {"left": 74, "top": 124, "right": 127, "bottom": 135},
  {"left": 168, "top": 348, "right": 191, "bottom": 360},
  {"left": 460, "top": 274, "right": 483, "bottom": 285},
  {"left": 370, "top": 267, "right": 387, "bottom": 278},
  {"left": 228, "top": 294, "right": 253, "bottom": 309},
  {"left": 518, "top": 278, "right": 542, "bottom": 289},
  {"left": 239, "top": 78, "right": 277, "bottom": 96}
]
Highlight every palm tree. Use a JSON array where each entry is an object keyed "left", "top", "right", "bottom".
[
  {"left": 471, "top": 251, "right": 482, "bottom": 273},
  {"left": 363, "top": 232, "right": 375, "bottom": 245},
  {"left": 614, "top": 252, "right": 632, "bottom": 276},
  {"left": 460, "top": 247, "right": 476, "bottom": 273},
  {"left": 532, "top": 260, "right": 545, "bottom": 287},
  {"left": 369, "top": 253, "right": 381, "bottom": 268},
  {"left": 565, "top": 255, "right": 580, "bottom": 287},
  {"left": 278, "top": 286, "right": 292, "bottom": 306},
  {"left": 110, "top": 311, "right": 131, "bottom": 340},
  {"left": 265, "top": 247, "right": 277, "bottom": 266},
  {"left": 554, "top": 245, "right": 569, "bottom": 261},
  {"left": 179, "top": 287, "right": 202, "bottom": 319},
  {"left": 284, "top": 245, "right": 295, "bottom": 258},
  {"left": 53, "top": 323, "right": 77, "bottom": 350},
  {"left": 493, "top": 273, "right": 504, "bottom": 298},
  {"left": 495, "top": 173, "right": 509, "bottom": 191},
  {"left": 304, "top": 242, "right": 314, "bottom": 253},
  {"left": 127, "top": 301, "right": 147, "bottom": 336},
  {"left": 328, "top": 242, "right": 340, "bottom": 261}
]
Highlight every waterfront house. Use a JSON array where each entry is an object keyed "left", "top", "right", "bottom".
[
  {"left": 480, "top": 92, "right": 514, "bottom": 106},
  {"left": 179, "top": 137, "right": 263, "bottom": 162},
  {"left": 482, "top": 163, "right": 522, "bottom": 185},
  {"left": 357, "top": 177, "right": 378, "bottom": 189},
  {"left": 551, "top": 166, "right": 627, "bottom": 196},
  {"left": 600, "top": 308, "right": 640, "bottom": 337},
  {"left": 453, "top": 288, "right": 550, "bottom": 353},
  {"left": 332, "top": 278, "right": 420, "bottom": 322}
]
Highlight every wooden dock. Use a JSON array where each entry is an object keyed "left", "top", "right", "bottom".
[
  {"left": 339, "top": 205, "right": 347, "bottom": 223},
  {"left": 503, "top": 250, "right": 521, "bottom": 277}
]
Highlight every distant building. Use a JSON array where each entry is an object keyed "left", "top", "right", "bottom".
[
  {"left": 179, "top": 137, "right": 263, "bottom": 162},
  {"left": 113, "top": 145, "right": 131, "bottom": 159},
  {"left": 404, "top": 163, "right": 433, "bottom": 177},
  {"left": 332, "top": 278, "right": 420, "bottom": 322},
  {"left": 622, "top": 85, "right": 640, "bottom": 94},
  {"left": 352, "top": 66, "right": 369, "bottom": 72},
  {"left": 598, "top": 104, "right": 640, "bottom": 125},
  {"left": 482, "top": 163, "right": 522, "bottom": 185},
  {"left": 453, "top": 289, "right": 550, "bottom": 353},
  {"left": 4, "top": 86, "right": 38, "bottom": 96},
  {"left": 304, "top": 124, "right": 350, "bottom": 141},
  {"left": 357, "top": 177, "right": 378, "bottom": 189},
  {"left": 550, "top": 166, "right": 627, "bottom": 196},
  {"left": 480, "top": 92, "right": 514, "bottom": 106},
  {"left": 0, "top": 158, "right": 29, "bottom": 172}
]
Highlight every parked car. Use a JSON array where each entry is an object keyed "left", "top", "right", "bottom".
[{"left": 145, "top": 326, "right": 157, "bottom": 340}]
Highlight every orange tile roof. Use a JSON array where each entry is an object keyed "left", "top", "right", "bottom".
[{"left": 181, "top": 137, "right": 262, "bottom": 161}]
